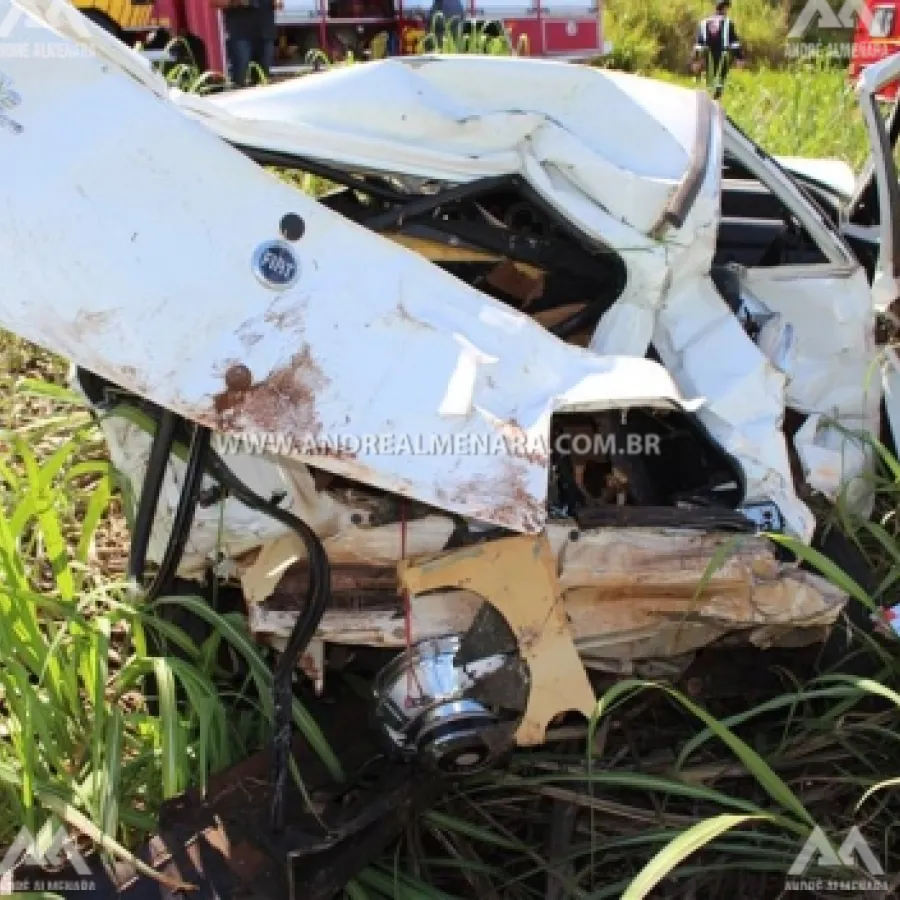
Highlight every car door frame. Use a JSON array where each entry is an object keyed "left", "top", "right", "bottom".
[
  {"left": 850, "top": 51, "right": 900, "bottom": 310},
  {"left": 854, "top": 52, "right": 900, "bottom": 450},
  {"left": 719, "top": 119, "right": 880, "bottom": 512},
  {"left": 720, "top": 118, "right": 870, "bottom": 308}
]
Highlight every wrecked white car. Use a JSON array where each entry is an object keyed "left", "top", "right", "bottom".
[{"left": 2, "top": 0, "right": 900, "bottom": 785}]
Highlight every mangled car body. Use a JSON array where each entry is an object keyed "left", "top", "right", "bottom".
[{"left": 3, "top": 0, "right": 900, "bottom": 778}]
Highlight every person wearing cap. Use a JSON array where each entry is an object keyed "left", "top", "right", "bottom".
[{"left": 692, "top": 0, "right": 745, "bottom": 99}]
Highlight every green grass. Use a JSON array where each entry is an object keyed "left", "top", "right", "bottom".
[
  {"left": 656, "top": 64, "right": 871, "bottom": 168},
  {"left": 0, "top": 374, "right": 236, "bottom": 848},
  {"left": 602, "top": 0, "right": 853, "bottom": 73},
  {"left": 0, "top": 360, "right": 342, "bottom": 860}
]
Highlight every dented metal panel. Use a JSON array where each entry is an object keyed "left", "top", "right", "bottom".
[
  {"left": 179, "top": 58, "right": 872, "bottom": 541},
  {"left": 398, "top": 533, "right": 596, "bottom": 746},
  {"left": 248, "top": 525, "right": 848, "bottom": 670},
  {"left": 0, "top": 0, "right": 892, "bottom": 554},
  {"left": 0, "top": 8, "right": 695, "bottom": 535},
  {"left": 185, "top": 56, "right": 701, "bottom": 238}
]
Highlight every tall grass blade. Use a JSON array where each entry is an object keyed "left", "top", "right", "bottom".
[
  {"left": 766, "top": 534, "right": 876, "bottom": 612},
  {"left": 620, "top": 814, "right": 773, "bottom": 900},
  {"left": 592, "top": 680, "right": 815, "bottom": 830},
  {"left": 37, "top": 791, "right": 196, "bottom": 892}
]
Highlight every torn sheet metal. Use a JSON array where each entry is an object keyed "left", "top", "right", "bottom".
[
  {"left": 0, "top": 4, "right": 700, "bottom": 536},
  {"left": 180, "top": 61, "right": 882, "bottom": 537},
  {"left": 1, "top": 0, "right": 888, "bottom": 545},
  {"left": 589, "top": 106, "right": 818, "bottom": 538},
  {"left": 248, "top": 525, "right": 848, "bottom": 671},
  {"left": 397, "top": 533, "right": 596, "bottom": 746},
  {"left": 597, "top": 116, "right": 880, "bottom": 537},
  {"left": 179, "top": 57, "right": 703, "bottom": 239},
  {"left": 737, "top": 258, "right": 879, "bottom": 518},
  {"left": 178, "top": 57, "right": 873, "bottom": 540}
]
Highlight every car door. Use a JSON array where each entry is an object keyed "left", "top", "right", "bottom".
[
  {"left": 845, "top": 51, "right": 900, "bottom": 311},
  {"left": 719, "top": 120, "right": 881, "bottom": 506},
  {"left": 851, "top": 52, "right": 900, "bottom": 450}
]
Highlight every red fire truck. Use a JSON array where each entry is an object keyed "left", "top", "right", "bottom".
[
  {"left": 850, "top": 0, "right": 900, "bottom": 98},
  {"left": 133, "top": 0, "right": 608, "bottom": 77}
]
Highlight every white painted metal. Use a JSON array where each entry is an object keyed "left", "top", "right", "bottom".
[
  {"left": 0, "top": 3, "right": 694, "bottom": 538},
  {"left": 0, "top": 0, "right": 895, "bottom": 549},
  {"left": 775, "top": 157, "right": 858, "bottom": 199},
  {"left": 187, "top": 56, "right": 700, "bottom": 238},
  {"left": 724, "top": 124, "right": 879, "bottom": 517},
  {"left": 183, "top": 57, "right": 888, "bottom": 539},
  {"left": 856, "top": 51, "right": 900, "bottom": 464},
  {"left": 856, "top": 50, "right": 900, "bottom": 312}
]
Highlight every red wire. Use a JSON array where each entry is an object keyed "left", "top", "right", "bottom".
[
  {"left": 400, "top": 498, "right": 416, "bottom": 699},
  {"left": 401, "top": 498, "right": 411, "bottom": 647}
]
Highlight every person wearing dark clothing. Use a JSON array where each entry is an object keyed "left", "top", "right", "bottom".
[
  {"left": 427, "top": 0, "right": 465, "bottom": 46},
  {"left": 692, "top": 0, "right": 744, "bottom": 99},
  {"left": 211, "top": 0, "right": 282, "bottom": 87}
]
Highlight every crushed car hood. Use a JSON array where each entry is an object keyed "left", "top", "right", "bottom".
[
  {"left": 0, "top": 0, "right": 704, "bottom": 534},
  {"left": 169, "top": 57, "right": 883, "bottom": 541},
  {"left": 1, "top": 0, "right": 892, "bottom": 544}
]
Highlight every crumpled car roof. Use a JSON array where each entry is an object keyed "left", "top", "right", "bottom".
[{"left": 180, "top": 55, "right": 706, "bottom": 237}]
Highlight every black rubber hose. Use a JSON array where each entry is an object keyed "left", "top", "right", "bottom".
[
  {"left": 142, "top": 423, "right": 212, "bottom": 603},
  {"left": 127, "top": 410, "right": 177, "bottom": 584},
  {"left": 203, "top": 449, "right": 332, "bottom": 831},
  {"left": 124, "top": 404, "right": 331, "bottom": 827}
]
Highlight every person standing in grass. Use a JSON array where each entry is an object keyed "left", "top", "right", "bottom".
[
  {"left": 211, "top": 0, "right": 283, "bottom": 87},
  {"left": 427, "top": 0, "right": 465, "bottom": 48},
  {"left": 691, "top": 0, "right": 745, "bottom": 99}
]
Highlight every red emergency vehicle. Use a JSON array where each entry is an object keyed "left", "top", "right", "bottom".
[
  {"left": 850, "top": 0, "right": 900, "bottom": 98},
  {"left": 146, "top": 0, "right": 607, "bottom": 77}
]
